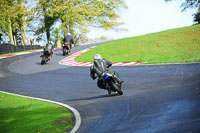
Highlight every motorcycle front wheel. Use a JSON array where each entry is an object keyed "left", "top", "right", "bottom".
[
  {"left": 41, "top": 56, "right": 46, "bottom": 65},
  {"left": 109, "top": 80, "right": 123, "bottom": 95}
]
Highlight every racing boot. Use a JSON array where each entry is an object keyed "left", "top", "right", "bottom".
[{"left": 114, "top": 75, "right": 124, "bottom": 88}]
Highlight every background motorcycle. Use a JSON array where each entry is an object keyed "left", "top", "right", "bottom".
[
  {"left": 40, "top": 49, "right": 51, "bottom": 65},
  {"left": 63, "top": 43, "right": 70, "bottom": 56}
]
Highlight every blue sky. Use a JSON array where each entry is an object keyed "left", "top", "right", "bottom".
[{"left": 87, "top": 0, "right": 196, "bottom": 39}]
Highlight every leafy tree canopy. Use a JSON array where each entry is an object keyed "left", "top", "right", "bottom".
[{"left": 165, "top": 0, "right": 200, "bottom": 24}]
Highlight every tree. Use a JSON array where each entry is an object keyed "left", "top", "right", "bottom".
[
  {"left": 165, "top": 0, "right": 200, "bottom": 24},
  {"left": 0, "top": 0, "right": 30, "bottom": 45},
  {"left": 50, "top": 0, "right": 127, "bottom": 44},
  {"left": 194, "top": 8, "right": 200, "bottom": 24},
  {"left": 0, "top": 0, "right": 127, "bottom": 46},
  {"left": 0, "top": 0, "right": 16, "bottom": 45},
  {"left": 33, "top": 0, "right": 57, "bottom": 43}
]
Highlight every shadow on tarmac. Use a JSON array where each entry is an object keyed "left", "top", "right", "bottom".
[{"left": 67, "top": 93, "right": 119, "bottom": 102}]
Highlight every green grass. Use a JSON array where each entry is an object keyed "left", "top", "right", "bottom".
[
  {"left": 75, "top": 24, "right": 200, "bottom": 64},
  {"left": 0, "top": 92, "right": 73, "bottom": 133},
  {"left": 0, "top": 49, "right": 43, "bottom": 57}
]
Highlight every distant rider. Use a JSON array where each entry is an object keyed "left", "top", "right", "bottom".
[
  {"left": 63, "top": 33, "right": 74, "bottom": 49},
  {"left": 90, "top": 54, "right": 124, "bottom": 90},
  {"left": 44, "top": 41, "right": 54, "bottom": 59}
]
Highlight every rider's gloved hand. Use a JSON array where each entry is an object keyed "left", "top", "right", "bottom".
[{"left": 101, "top": 72, "right": 105, "bottom": 77}]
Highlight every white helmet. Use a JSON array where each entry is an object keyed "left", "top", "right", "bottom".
[
  {"left": 67, "top": 33, "right": 71, "bottom": 36},
  {"left": 94, "top": 54, "right": 102, "bottom": 60}
]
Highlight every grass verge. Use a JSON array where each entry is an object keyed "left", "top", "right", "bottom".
[
  {"left": 75, "top": 24, "right": 200, "bottom": 64},
  {"left": 0, "top": 92, "right": 73, "bottom": 133}
]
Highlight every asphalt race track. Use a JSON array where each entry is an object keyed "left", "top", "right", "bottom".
[{"left": 0, "top": 44, "right": 200, "bottom": 133}]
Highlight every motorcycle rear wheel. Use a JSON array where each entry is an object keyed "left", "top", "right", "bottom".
[
  {"left": 63, "top": 46, "right": 70, "bottom": 56},
  {"left": 63, "top": 47, "right": 66, "bottom": 56},
  {"left": 109, "top": 80, "right": 123, "bottom": 95}
]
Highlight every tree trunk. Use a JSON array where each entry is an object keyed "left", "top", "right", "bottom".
[
  {"left": 20, "top": 19, "right": 29, "bottom": 45},
  {"left": 5, "top": 35, "right": 8, "bottom": 43},
  {"left": 8, "top": 18, "right": 14, "bottom": 45},
  {"left": 61, "top": 18, "right": 68, "bottom": 37},
  {"left": 13, "top": 34, "right": 17, "bottom": 45},
  {"left": 69, "top": 20, "right": 74, "bottom": 36},
  {"left": 56, "top": 39, "right": 61, "bottom": 48},
  {"left": 69, "top": 20, "right": 75, "bottom": 45},
  {"left": 18, "top": 0, "right": 28, "bottom": 45},
  {"left": 43, "top": 6, "right": 50, "bottom": 43},
  {"left": 46, "top": 28, "right": 50, "bottom": 43},
  {"left": 56, "top": 31, "right": 61, "bottom": 48}
]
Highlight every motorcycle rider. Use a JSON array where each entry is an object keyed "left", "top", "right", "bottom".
[
  {"left": 44, "top": 40, "right": 54, "bottom": 59},
  {"left": 90, "top": 54, "right": 124, "bottom": 92},
  {"left": 63, "top": 33, "right": 74, "bottom": 49}
]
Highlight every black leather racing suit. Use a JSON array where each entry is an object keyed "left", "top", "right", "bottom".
[
  {"left": 63, "top": 35, "right": 74, "bottom": 49},
  {"left": 90, "top": 59, "right": 122, "bottom": 89}
]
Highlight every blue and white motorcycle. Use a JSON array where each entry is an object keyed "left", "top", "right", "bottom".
[{"left": 98, "top": 72, "right": 123, "bottom": 95}]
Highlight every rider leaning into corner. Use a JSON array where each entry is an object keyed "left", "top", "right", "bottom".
[
  {"left": 90, "top": 54, "right": 124, "bottom": 93},
  {"left": 44, "top": 40, "right": 54, "bottom": 58},
  {"left": 63, "top": 33, "right": 74, "bottom": 49}
]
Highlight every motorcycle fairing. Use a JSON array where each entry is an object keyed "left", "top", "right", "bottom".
[{"left": 103, "top": 73, "right": 112, "bottom": 80}]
